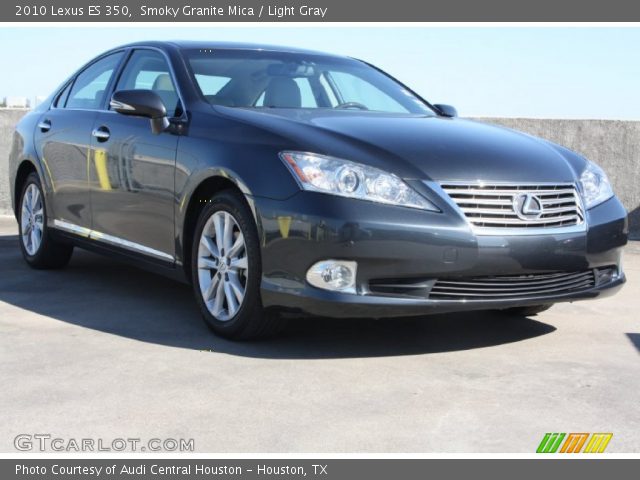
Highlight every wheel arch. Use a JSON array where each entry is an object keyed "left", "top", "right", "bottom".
[
  {"left": 179, "top": 172, "right": 261, "bottom": 281},
  {"left": 13, "top": 160, "right": 39, "bottom": 219}
]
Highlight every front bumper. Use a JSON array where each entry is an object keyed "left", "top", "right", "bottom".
[{"left": 252, "top": 192, "right": 628, "bottom": 318}]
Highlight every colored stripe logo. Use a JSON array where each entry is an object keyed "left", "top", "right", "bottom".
[
  {"left": 584, "top": 433, "right": 614, "bottom": 453},
  {"left": 537, "top": 433, "right": 612, "bottom": 453}
]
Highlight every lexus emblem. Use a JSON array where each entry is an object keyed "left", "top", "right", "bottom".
[{"left": 513, "top": 193, "right": 543, "bottom": 220}]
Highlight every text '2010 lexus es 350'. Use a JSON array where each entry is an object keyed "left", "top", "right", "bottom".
[{"left": 9, "top": 41, "right": 627, "bottom": 339}]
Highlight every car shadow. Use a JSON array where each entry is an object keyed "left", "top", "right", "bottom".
[
  {"left": 626, "top": 333, "right": 640, "bottom": 354},
  {"left": 0, "top": 233, "right": 556, "bottom": 359}
]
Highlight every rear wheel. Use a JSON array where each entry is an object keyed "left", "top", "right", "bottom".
[
  {"left": 18, "top": 172, "right": 73, "bottom": 269},
  {"left": 503, "top": 304, "right": 553, "bottom": 316},
  {"left": 191, "top": 190, "right": 284, "bottom": 339}
]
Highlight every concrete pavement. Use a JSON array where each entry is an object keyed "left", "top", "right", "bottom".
[{"left": 0, "top": 215, "right": 638, "bottom": 452}]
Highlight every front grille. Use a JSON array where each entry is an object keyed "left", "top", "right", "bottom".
[
  {"left": 429, "top": 270, "right": 595, "bottom": 300},
  {"left": 441, "top": 183, "right": 584, "bottom": 230}
]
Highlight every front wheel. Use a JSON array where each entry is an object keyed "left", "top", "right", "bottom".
[
  {"left": 18, "top": 172, "right": 73, "bottom": 269},
  {"left": 191, "top": 190, "right": 284, "bottom": 339}
]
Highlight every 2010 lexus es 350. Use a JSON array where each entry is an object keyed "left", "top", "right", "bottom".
[{"left": 8, "top": 41, "right": 628, "bottom": 339}]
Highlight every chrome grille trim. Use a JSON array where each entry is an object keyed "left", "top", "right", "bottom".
[
  {"left": 437, "top": 181, "right": 586, "bottom": 235},
  {"left": 429, "top": 270, "right": 596, "bottom": 300}
]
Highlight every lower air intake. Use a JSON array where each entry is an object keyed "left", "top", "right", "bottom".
[{"left": 429, "top": 270, "right": 596, "bottom": 300}]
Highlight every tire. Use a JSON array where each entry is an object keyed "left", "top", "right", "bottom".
[
  {"left": 503, "top": 304, "right": 553, "bottom": 316},
  {"left": 18, "top": 172, "right": 73, "bottom": 269},
  {"left": 191, "top": 190, "right": 285, "bottom": 340}
]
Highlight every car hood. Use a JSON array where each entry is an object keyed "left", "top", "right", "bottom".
[{"left": 214, "top": 107, "right": 584, "bottom": 183}]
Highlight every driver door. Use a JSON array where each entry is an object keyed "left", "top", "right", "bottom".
[{"left": 88, "top": 49, "right": 181, "bottom": 262}]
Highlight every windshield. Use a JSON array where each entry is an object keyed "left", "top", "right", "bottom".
[{"left": 184, "top": 49, "right": 435, "bottom": 115}]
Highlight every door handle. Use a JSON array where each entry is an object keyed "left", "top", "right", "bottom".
[
  {"left": 92, "top": 126, "right": 110, "bottom": 142},
  {"left": 38, "top": 119, "right": 51, "bottom": 132}
]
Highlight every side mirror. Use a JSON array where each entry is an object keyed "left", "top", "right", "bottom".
[
  {"left": 433, "top": 104, "right": 458, "bottom": 118},
  {"left": 110, "top": 90, "right": 170, "bottom": 134}
]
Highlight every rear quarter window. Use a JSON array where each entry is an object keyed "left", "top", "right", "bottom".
[{"left": 54, "top": 82, "right": 72, "bottom": 108}]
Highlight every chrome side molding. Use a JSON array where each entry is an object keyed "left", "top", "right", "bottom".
[{"left": 53, "top": 219, "right": 174, "bottom": 262}]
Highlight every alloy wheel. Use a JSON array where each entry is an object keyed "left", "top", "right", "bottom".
[
  {"left": 21, "top": 184, "right": 44, "bottom": 256},
  {"left": 197, "top": 210, "right": 249, "bottom": 321}
]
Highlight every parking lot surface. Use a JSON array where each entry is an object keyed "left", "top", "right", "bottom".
[{"left": 1, "top": 216, "right": 638, "bottom": 452}]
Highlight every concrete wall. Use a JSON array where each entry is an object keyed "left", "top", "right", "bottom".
[
  {"left": 0, "top": 110, "right": 28, "bottom": 215},
  {"left": 1, "top": 110, "right": 638, "bottom": 236},
  {"left": 478, "top": 118, "right": 640, "bottom": 238}
]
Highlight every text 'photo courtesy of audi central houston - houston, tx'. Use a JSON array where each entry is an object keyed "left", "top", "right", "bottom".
[{"left": 8, "top": 41, "right": 627, "bottom": 339}]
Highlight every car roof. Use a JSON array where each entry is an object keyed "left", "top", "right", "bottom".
[{"left": 113, "top": 40, "right": 346, "bottom": 58}]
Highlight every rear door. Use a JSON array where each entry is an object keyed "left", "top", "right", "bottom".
[
  {"left": 34, "top": 52, "right": 124, "bottom": 231},
  {"left": 88, "top": 49, "right": 181, "bottom": 262}
]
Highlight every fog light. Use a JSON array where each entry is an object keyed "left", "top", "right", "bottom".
[
  {"left": 595, "top": 266, "right": 618, "bottom": 285},
  {"left": 306, "top": 260, "right": 358, "bottom": 294}
]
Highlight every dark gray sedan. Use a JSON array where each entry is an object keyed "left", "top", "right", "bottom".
[{"left": 9, "top": 41, "right": 627, "bottom": 339}]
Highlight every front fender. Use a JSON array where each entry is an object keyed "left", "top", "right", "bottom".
[{"left": 173, "top": 129, "right": 302, "bottom": 269}]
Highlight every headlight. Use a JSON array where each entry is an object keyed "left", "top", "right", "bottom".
[
  {"left": 579, "top": 161, "right": 614, "bottom": 209},
  {"left": 279, "top": 151, "right": 439, "bottom": 211}
]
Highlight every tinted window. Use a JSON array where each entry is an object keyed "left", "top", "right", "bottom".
[
  {"left": 115, "top": 49, "right": 181, "bottom": 117},
  {"left": 66, "top": 52, "right": 123, "bottom": 110},
  {"left": 294, "top": 78, "right": 317, "bottom": 107},
  {"left": 329, "top": 71, "right": 405, "bottom": 113},
  {"left": 185, "top": 49, "right": 434, "bottom": 115},
  {"left": 254, "top": 77, "right": 317, "bottom": 108},
  {"left": 194, "top": 74, "right": 231, "bottom": 96},
  {"left": 54, "top": 82, "right": 72, "bottom": 108}
]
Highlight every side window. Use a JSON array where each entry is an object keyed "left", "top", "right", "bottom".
[
  {"left": 194, "top": 74, "right": 231, "bottom": 96},
  {"left": 66, "top": 52, "right": 124, "bottom": 110},
  {"left": 328, "top": 71, "right": 405, "bottom": 112},
  {"left": 294, "top": 78, "right": 317, "bottom": 108},
  {"left": 319, "top": 74, "right": 338, "bottom": 105},
  {"left": 115, "top": 50, "right": 181, "bottom": 117},
  {"left": 54, "top": 82, "right": 72, "bottom": 108}
]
